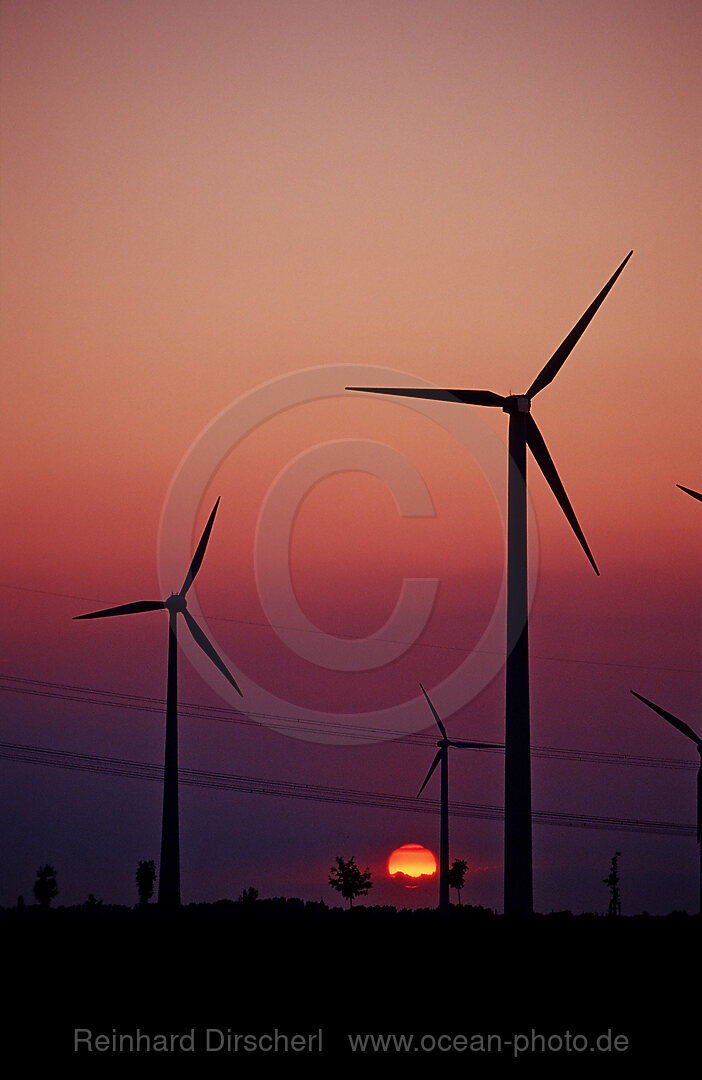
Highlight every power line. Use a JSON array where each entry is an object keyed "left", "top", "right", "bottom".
[
  {"left": 0, "top": 673, "right": 696, "bottom": 772},
  {"left": 0, "top": 739, "right": 694, "bottom": 838}
]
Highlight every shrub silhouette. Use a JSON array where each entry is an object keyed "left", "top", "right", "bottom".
[
  {"left": 33, "top": 865, "right": 58, "bottom": 909},
  {"left": 328, "top": 856, "right": 373, "bottom": 908},
  {"left": 448, "top": 859, "right": 469, "bottom": 906},
  {"left": 136, "top": 860, "right": 157, "bottom": 906},
  {"left": 603, "top": 852, "right": 622, "bottom": 916}
]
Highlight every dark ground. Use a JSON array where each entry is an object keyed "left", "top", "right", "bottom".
[{"left": 2, "top": 900, "right": 697, "bottom": 1071}]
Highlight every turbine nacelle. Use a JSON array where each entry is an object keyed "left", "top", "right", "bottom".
[
  {"left": 74, "top": 497, "right": 242, "bottom": 697},
  {"left": 346, "top": 254, "right": 633, "bottom": 580},
  {"left": 503, "top": 395, "right": 531, "bottom": 414},
  {"left": 348, "top": 253, "right": 632, "bottom": 916},
  {"left": 73, "top": 497, "right": 243, "bottom": 908},
  {"left": 415, "top": 683, "right": 503, "bottom": 915},
  {"left": 417, "top": 683, "right": 503, "bottom": 797}
]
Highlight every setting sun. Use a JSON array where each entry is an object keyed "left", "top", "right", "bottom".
[{"left": 388, "top": 844, "right": 437, "bottom": 879}]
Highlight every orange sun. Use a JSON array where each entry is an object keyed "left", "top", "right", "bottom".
[{"left": 388, "top": 843, "right": 437, "bottom": 879}]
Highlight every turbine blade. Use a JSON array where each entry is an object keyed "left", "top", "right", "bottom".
[
  {"left": 346, "top": 387, "right": 505, "bottom": 408},
  {"left": 183, "top": 609, "right": 243, "bottom": 696},
  {"left": 73, "top": 600, "right": 165, "bottom": 620},
  {"left": 417, "top": 751, "right": 443, "bottom": 798},
  {"left": 180, "top": 497, "right": 221, "bottom": 596},
  {"left": 450, "top": 741, "right": 504, "bottom": 750},
  {"left": 677, "top": 484, "right": 702, "bottom": 503},
  {"left": 419, "top": 682, "right": 447, "bottom": 739},
  {"left": 630, "top": 691, "right": 701, "bottom": 745},
  {"left": 526, "top": 414, "right": 599, "bottom": 575},
  {"left": 526, "top": 251, "right": 633, "bottom": 399}
]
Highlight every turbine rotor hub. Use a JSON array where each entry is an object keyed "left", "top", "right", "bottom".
[
  {"left": 502, "top": 395, "right": 531, "bottom": 414},
  {"left": 165, "top": 593, "right": 187, "bottom": 613}
]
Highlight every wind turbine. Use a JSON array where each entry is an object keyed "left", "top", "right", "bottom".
[
  {"left": 416, "top": 683, "right": 503, "bottom": 915},
  {"left": 74, "top": 497, "right": 242, "bottom": 908},
  {"left": 630, "top": 690, "right": 702, "bottom": 915},
  {"left": 677, "top": 485, "right": 702, "bottom": 503},
  {"left": 348, "top": 252, "right": 632, "bottom": 915}
]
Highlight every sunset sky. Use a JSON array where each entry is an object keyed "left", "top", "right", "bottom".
[{"left": 1, "top": 0, "right": 700, "bottom": 915}]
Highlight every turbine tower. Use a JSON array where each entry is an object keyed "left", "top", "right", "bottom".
[
  {"left": 630, "top": 691, "right": 702, "bottom": 915},
  {"left": 74, "top": 497, "right": 242, "bottom": 907},
  {"left": 416, "top": 684, "right": 502, "bottom": 915},
  {"left": 348, "top": 252, "right": 632, "bottom": 915}
]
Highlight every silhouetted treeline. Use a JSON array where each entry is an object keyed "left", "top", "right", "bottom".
[
  {"left": 1, "top": 895, "right": 696, "bottom": 933},
  {"left": 3, "top": 897, "right": 696, "bottom": 1067}
]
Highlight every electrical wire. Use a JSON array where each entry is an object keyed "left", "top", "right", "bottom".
[
  {"left": 0, "top": 673, "right": 695, "bottom": 772},
  {"left": 0, "top": 739, "right": 694, "bottom": 838}
]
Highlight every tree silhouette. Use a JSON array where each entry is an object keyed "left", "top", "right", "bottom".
[
  {"left": 328, "top": 856, "right": 373, "bottom": 908},
  {"left": 238, "top": 886, "right": 259, "bottom": 906},
  {"left": 33, "top": 865, "right": 58, "bottom": 909},
  {"left": 136, "top": 860, "right": 157, "bottom": 907},
  {"left": 603, "top": 851, "right": 622, "bottom": 916},
  {"left": 448, "top": 858, "right": 469, "bottom": 906}
]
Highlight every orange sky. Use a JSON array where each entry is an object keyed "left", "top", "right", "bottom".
[
  {"left": 0, "top": 0, "right": 700, "bottom": 915},
  {"left": 1, "top": 1, "right": 699, "bottom": 578}
]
